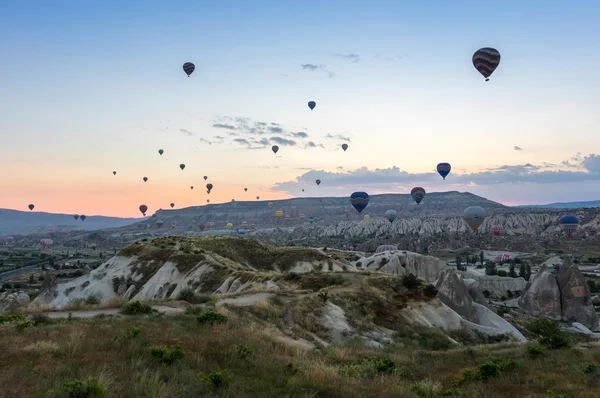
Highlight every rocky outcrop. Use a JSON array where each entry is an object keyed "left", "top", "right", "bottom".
[
  {"left": 463, "top": 278, "right": 490, "bottom": 308},
  {"left": 435, "top": 269, "right": 479, "bottom": 323},
  {"left": 556, "top": 261, "right": 599, "bottom": 330},
  {"left": 0, "top": 291, "right": 30, "bottom": 312},
  {"left": 518, "top": 266, "right": 562, "bottom": 319},
  {"left": 31, "top": 273, "right": 59, "bottom": 307},
  {"left": 463, "top": 272, "right": 527, "bottom": 299},
  {"left": 357, "top": 251, "right": 446, "bottom": 282},
  {"left": 519, "top": 262, "right": 599, "bottom": 330}
]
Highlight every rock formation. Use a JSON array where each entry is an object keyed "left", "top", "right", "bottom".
[{"left": 0, "top": 291, "right": 30, "bottom": 312}]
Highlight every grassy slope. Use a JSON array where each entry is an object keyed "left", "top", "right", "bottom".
[{"left": 1, "top": 311, "right": 599, "bottom": 398}]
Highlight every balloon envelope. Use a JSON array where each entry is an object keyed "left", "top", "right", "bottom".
[
  {"left": 341, "top": 143, "right": 348, "bottom": 151},
  {"left": 275, "top": 210, "right": 284, "bottom": 219},
  {"left": 472, "top": 48, "right": 501, "bottom": 81},
  {"left": 113, "top": 171, "right": 116, "bottom": 175},
  {"left": 437, "top": 163, "right": 451, "bottom": 180},
  {"left": 170, "top": 203, "right": 175, "bottom": 208},
  {"left": 491, "top": 225, "right": 504, "bottom": 236},
  {"left": 139, "top": 205, "right": 148, "bottom": 215},
  {"left": 363, "top": 215, "right": 371, "bottom": 221},
  {"left": 180, "top": 164, "right": 185, "bottom": 170},
  {"left": 206, "top": 183, "right": 213, "bottom": 190},
  {"left": 559, "top": 215, "right": 579, "bottom": 237},
  {"left": 272, "top": 145, "right": 279, "bottom": 154},
  {"left": 376, "top": 244, "right": 397, "bottom": 253},
  {"left": 158, "top": 149, "right": 164, "bottom": 155},
  {"left": 80, "top": 215, "right": 86, "bottom": 221},
  {"left": 226, "top": 223, "right": 233, "bottom": 229},
  {"left": 411, "top": 187, "right": 426, "bottom": 204},
  {"left": 73, "top": 214, "right": 79, "bottom": 220},
  {"left": 308, "top": 101, "right": 316, "bottom": 110},
  {"left": 183, "top": 62, "right": 195, "bottom": 76},
  {"left": 463, "top": 206, "right": 486, "bottom": 231},
  {"left": 28, "top": 204, "right": 34, "bottom": 211},
  {"left": 143, "top": 177, "right": 148, "bottom": 182},
  {"left": 316, "top": 179, "right": 321, "bottom": 186},
  {"left": 350, "top": 192, "right": 369, "bottom": 213},
  {"left": 385, "top": 209, "right": 397, "bottom": 223},
  {"left": 40, "top": 238, "right": 54, "bottom": 247}
]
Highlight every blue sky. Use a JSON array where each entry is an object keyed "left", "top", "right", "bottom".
[{"left": 1, "top": 0, "right": 600, "bottom": 216}]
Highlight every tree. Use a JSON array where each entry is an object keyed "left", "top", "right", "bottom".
[
  {"left": 480, "top": 251, "right": 485, "bottom": 265},
  {"left": 29, "top": 274, "right": 34, "bottom": 284},
  {"left": 485, "top": 261, "right": 497, "bottom": 276},
  {"left": 509, "top": 264, "right": 518, "bottom": 278},
  {"left": 456, "top": 256, "right": 463, "bottom": 271}
]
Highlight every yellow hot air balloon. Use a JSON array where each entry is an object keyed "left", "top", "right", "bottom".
[
  {"left": 241, "top": 221, "right": 248, "bottom": 228},
  {"left": 268, "top": 202, "right": 273, "bottom": 209},
  {"left": 275, "top": 210, "right": 283, "bottom": 219},
  {"left": 226, "top": 223, "right": 233, "bottom": 230},
  {"left": 363, "top": 214, "right": 371, "bottom": 221}
]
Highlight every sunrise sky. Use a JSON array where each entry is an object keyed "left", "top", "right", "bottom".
[{"left": 2, "top": 0, "right": 600, "bottom": 217}]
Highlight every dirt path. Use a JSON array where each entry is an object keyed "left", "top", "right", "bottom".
[
  {"left": 42, "top": 305, "right": 188, "bottom": 319},
  {"left": 215, "top": 292, "right": 274, "bottom": 307}
]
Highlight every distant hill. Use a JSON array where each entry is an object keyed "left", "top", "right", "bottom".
[
  {"left": 0, "top": 209, "right": 141, "bottom": 235},
  {"left": 514, "top": 200, "right": 600, "bottom": 209}
]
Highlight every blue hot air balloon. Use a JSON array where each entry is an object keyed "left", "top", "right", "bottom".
[
  {"left": 559, "top": 215, "right": 579, "bottom": 238},
  {"left": 308, "top": 216, "right": 315, "bottom": 224},
  {"left": 350, "top": 192, "right": 369, "bottom": 214},
  {"left": 308, "top": 101, "right": 316, "bottom": 111},
  {"left": 437, "top": 163, "right": 451, "bottom": 180}
]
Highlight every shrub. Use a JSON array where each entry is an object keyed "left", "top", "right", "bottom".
[
  {"left": 63, "top": 377, "right": 107, "bottom": 398},
  {"left": 526, "top": 343, "right": 546, "bottom": 357},
  {"left": 423, "top": 284, "right": 438, "bottom": 298},
  {"left": 196, "top": 370, "right": 232, "bottom": 388},
  {"left": 454, "top": 357, "right": 519, "bottom": 387},
  {"left": 497, "top": 270, "right": 508, "bottom": 277},
  {"left": 482, "top": 290, "right": 491, "bottom": 298},
  {"left": 402, "top": 273, "right": 422, "bottom": 290},
  {"left": 85, "top": 294, "right": 101, "bottom": 305},
  {"left": 583, "top": 362, "right": 599, "bottom": 374},
  {"left": 197, "top": 311, "right": 227, "bottom": 325},
  {"left": 234, "top": 344, "right": 254, "bottom": 359},
  {"left": 113, "top": 326, "right": 141, "bottom": 342},
  {"left": 122, "top": 300, "right": 152, "bottom": 315},
  {"left": 0, "top": 314, "right": 26, "bottom": 324},
  {"left": 31, "top": 314, "right": 55, "bottom": 326},
  {"left": 283, "top": 272, "right": 301, "bottom": 281},
  {"left": 524, "top": 318, "right": 571, "bottom": 349},
  {"left": 149, "top": 344, "right": 185, "bottom": 365},
  {"left": 16, "top": 318, "right": 33, "bottom": 332},
  {"left": 177, "top": 287, "right": 200, "bottom": 303},
  {"left": 375, "top": 358, "right": 398, "bottom": 374},
  {"left": 496, "top": 306, "right": 510, "bottom": 318}
]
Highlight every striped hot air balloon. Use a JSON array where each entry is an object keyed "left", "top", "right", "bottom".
[
  {"left": 491, "top": 225, "right": 504, "bottom": 236},
  {"left": 376, "top": 244, "right": 397, "bottom": 253},
  {"left": 472, "top": 48, "right": 501, "bottom": 81},
  {"left": 350, "top": 192, "right": 369, "bottom": 213},
  {"left": 183, "top": 62, "right": 195, "bottom": 77}
]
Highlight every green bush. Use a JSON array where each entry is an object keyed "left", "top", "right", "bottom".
[
  {"left": 402, "top": 273, "right": 422, "bottom": 290},
  {"left": 524, "top": 318, "right": 571, "bottom": 349},
  {"left": 526, "top": 343, "right": 546, "bottom": 357},
  {"left": 63, "top": 377, "right": 107, "bottom": 398},
  {"left": 234, "top": 344, "right": 254, "bottom": 359},
  {"left": 583, "top": 362, "right": 599, "bottom": 374},
  {"left": 149, "top": 344, "right": 185, "bottom": 365},
  {"left": 375, "top": 358, "right": 398, "bottom": 374},
  {"left": 31, "top": 314, "right": 55, "bottom": 326},
  {"left": 196, "top": 370, "right": 232, "bottom": 388},
  {"left": 85, "top": 294, "right": 101, "bottom": 305},
  {"left": 497, "top": 270, "right": 508, "bottom": 277},
  {"left": 454, "top": 357, "right": 519, "bottom": 387},
  {"left": 197, "top": 311, "right": 227, "bottom": 325},
  {"left": 113, "top": 326, "right": 141, "bottom": 342},
  {"left": 122, "top": 300, "right": 152, "bottom": 315},
  {"left": 0, "top": 314, "right": 26, "bottom": 324},
  {"left": 177, "top": 287, "right": 211, "bottom": 304},
  {"left": 16, "top": 318, "right": 33, "bottom": 332}
]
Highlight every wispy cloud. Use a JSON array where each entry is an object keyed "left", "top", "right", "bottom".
[
  {"left": 325, "top": 133, "right": 352, "bottom": 142},
  {"left": 270, "top": 136, "right": 297, "bottom": 146},
  {"left": 334, "top": 53, "right": 360, "bottom": 63},
  {"left": 304, "top": 141, "right": 325, "bottom": 149},
  {"left": 199, "top": 137, "right": 213, "bottom": 145},
  {"left": 212, "top": 123, "right": 236, "bottom": 130},
  {"left": 180, "top": 128, "right": 194, "bottom": 136},
  {"left": 233, "top": 138, "right": 251, "bottom": 146},
  {"left": 513, "top": 146, "right": 522, "bottom": 151},
  {"left": 301, "top": 64, "right": 324, "bottom": 71},
  {"left": 293, "top": 131, "right": 309, "bottom": 138}
]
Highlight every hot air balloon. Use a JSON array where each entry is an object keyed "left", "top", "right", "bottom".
[
  {"left": 158, "top": 149, "right": 164, "bottom": 155},
  {"left": 28, "top": 204, "right": 34, "bottom": 211},
  {"left": 143, "top": 177, "right": 148, "bottom": 182},
  {"left": 472, "top": 48, "right": 501, "bottom": 81},
  {"left": 198, "top": 224, "right": 205, "bottom": 231},
  {"left": 113, "top": 171, "right": 116, "bottom": 175},
  {"left": 272, "top": 145, "right": 279, "bottom": 155},
  {"left": 203, "top": 176, "right": 208, "bottom": 181},
  {"left": 463, "top": 206, "right": 485, "bottom": 231},
  {"left": 308, "top": 101, "right": 316, "bottom": 110},
  {"left": 559, "top": 215, "right": 580, "bottom": 238},
  {"left": 268, "top": 202, "right": 273, "bottom": 209},
  {"left": 363, "top": 215, "right": 371, "bottom": 221},
  {"left": 302, "top": 189, "right": 304, "bottom": 192},
  {"left": 191, "top": 186, "right": 194, "bottom": 190},
  {"left": 490, "top": 225, "right": 504, "bottom": 236},
  {"left": 411, "top": 187, "right": 426, "bottom": 204},
  {"left": 73, "top": 214, "right": 79, "bottom": 220},
  {"left": 308, "top": 216, "right": 315, "bottom": 224},
  {"left": 205, "top": 223, "right": 211, "bottom": 230},
  {"left": 316, "top": 179, "right": 321, "bottom": 186},
  {"left": 206, "top": 183, "right": 213, "bottom": 191},
  {"left": 226, "top": 223, "right": 233, "bottom": 230},
  {"left": 436, "top": 163, "right": 451, "bottom": 180},
  {"left": 385, "top": 210, "right": 397, "bottom": 223},
  {"left": 40, "top": 238, "right": 54, "bottom": 248},
  {"left": 376, "top": 244, "right": 397, "bottom": 253},
  {"left": 139, "top": 205, "right": 148, "bottom": 216},
  {"left": 183, "top": 62, "right": 195, "bottom": 77},
  {"left": 275, "top": 210, "right": 284, "bottom": 219},
  {"left": 170, "top": 203, "right": 175, "bottom": 208},
  {"left": 179, "top": 164, "right": 185, "bottom": 170},
  {"left": 244, "top": 188, "right": 248, "bottom": 192},
  {"left": 207, "top": 199, "right": 210, "bottom": 203},
  {"left": 350, "top": 192, "right": 369, "bottom": 213},
  {"left": 156, "top": 220, "right": 164, "bottom": 228},
  {"left": 341, "top": 143, "right": 348, "bottom": 151},
  {"left": 284, "top": 215, "right": 291, "bottom": 223},
  {"left": 256, "top": 196, "right": 259, "bottom": 200},
  {"left": 80, "top": 215, "right": 86, "bottom": 222},
  {"left": 241, "top": 221, "right": 248, "bottom": 229}
]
